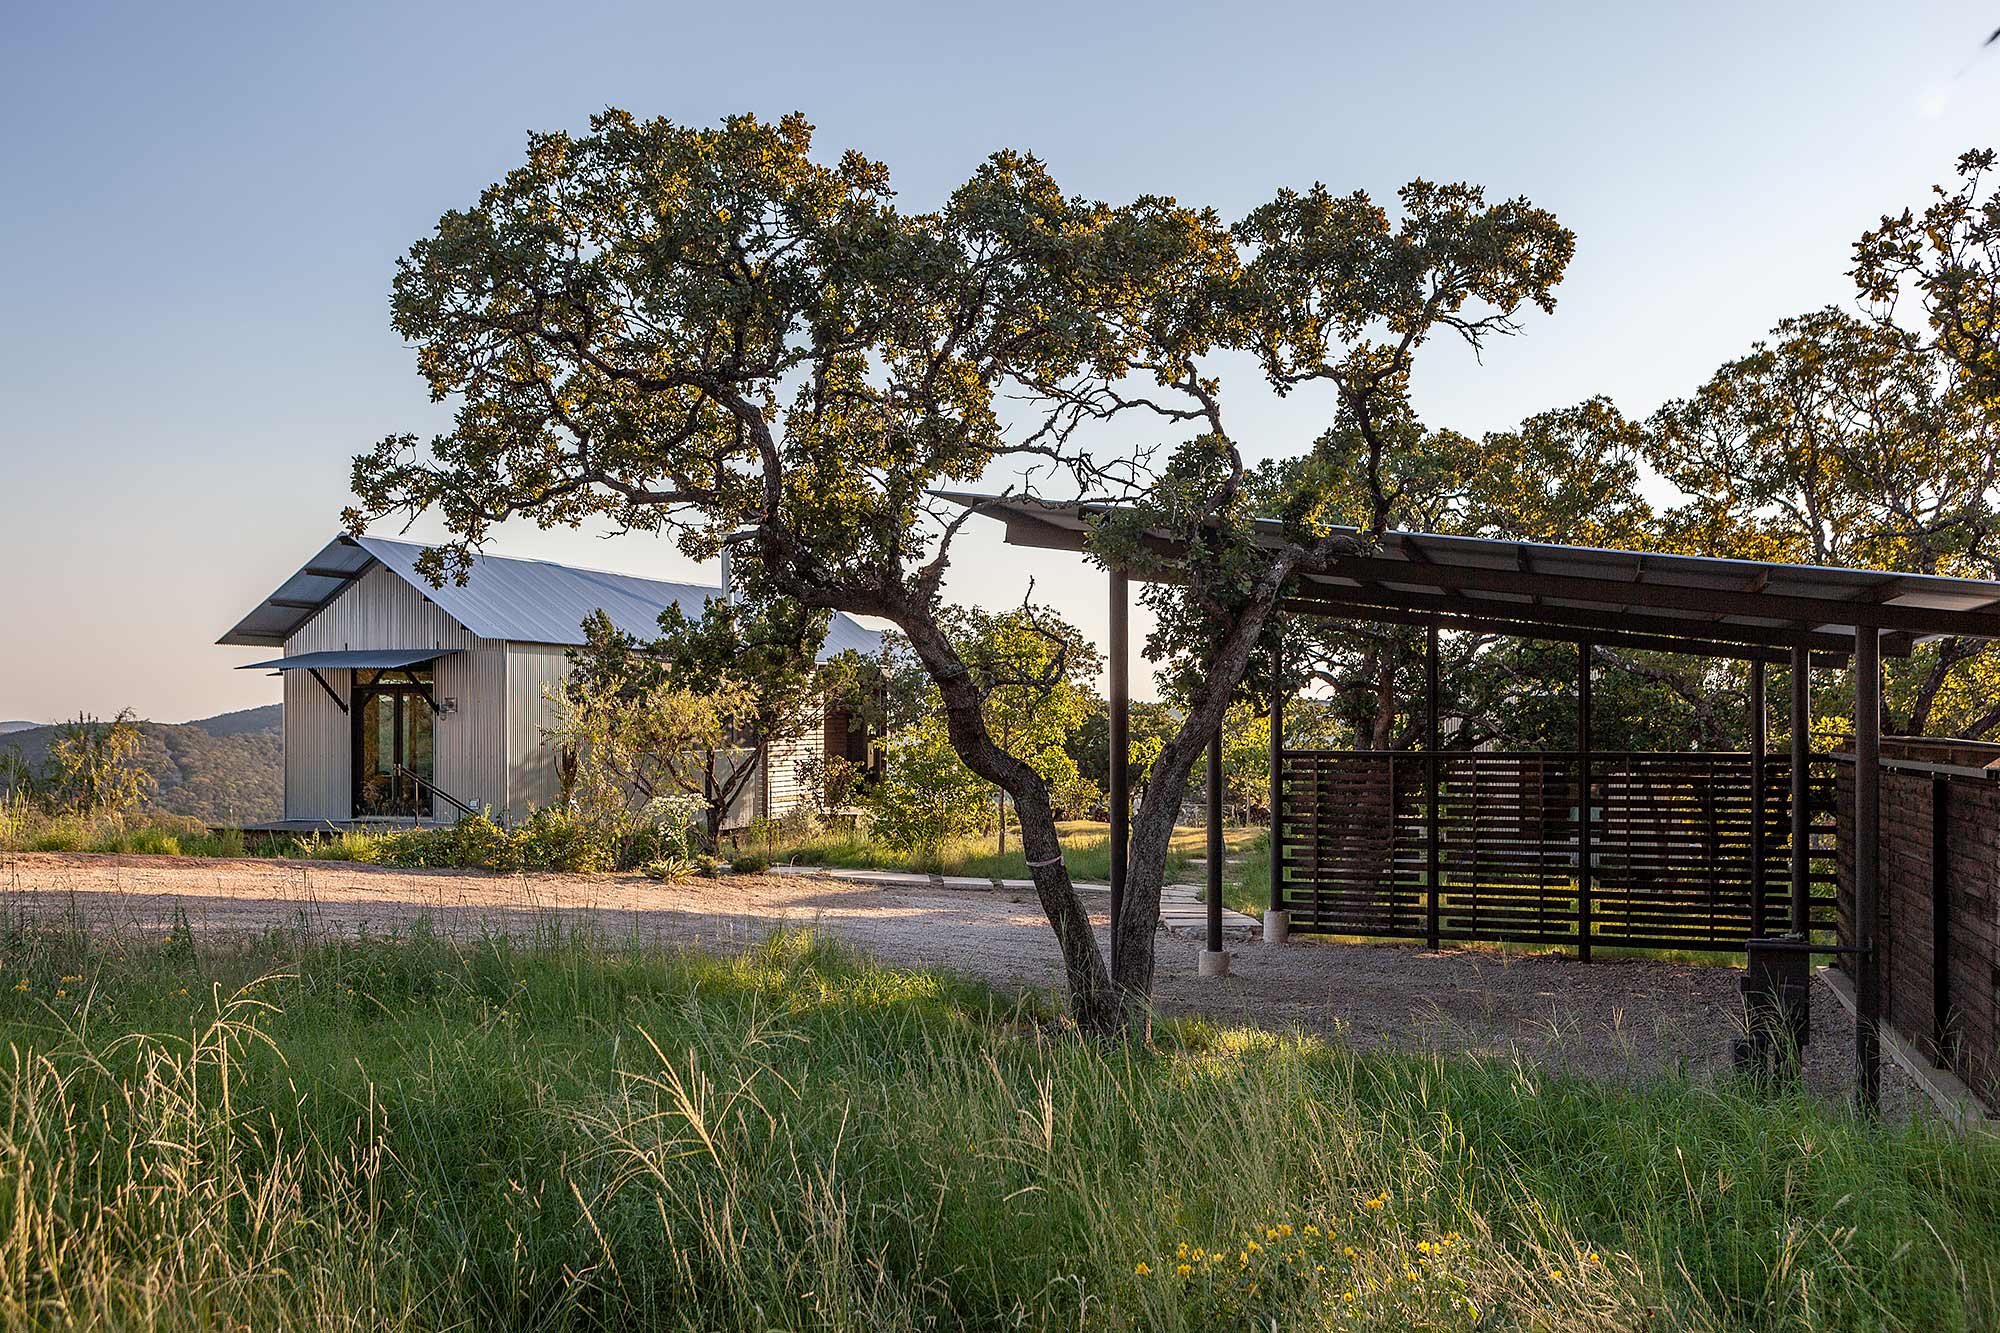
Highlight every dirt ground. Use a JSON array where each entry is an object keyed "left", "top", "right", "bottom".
[{"left": 0, "top": 851, "right": 1917, "bottom": 1109}]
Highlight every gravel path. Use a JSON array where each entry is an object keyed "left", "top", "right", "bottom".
[{"left": 0, "top": 852, "right": 1925, "bottom": 1109}]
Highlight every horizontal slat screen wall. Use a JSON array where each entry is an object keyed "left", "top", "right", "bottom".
[{"left": 1278, "top": 750, "right": 1837, "bottom": 953}]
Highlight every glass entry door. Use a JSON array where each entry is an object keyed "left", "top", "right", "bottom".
[{"left": 352, "top": 670, "right": 435, "bottom": 818}]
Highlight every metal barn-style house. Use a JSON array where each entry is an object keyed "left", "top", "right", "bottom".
[{"left": 219, "top": 535, "right": 880, "bottom": 828}]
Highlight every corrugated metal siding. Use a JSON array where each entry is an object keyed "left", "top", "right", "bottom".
[
  {"left": 763, "top": 728, "right": 817, "bottom": 819},
  {"left": 505, "top": 645, "right": 573, "bottom": 816},
  {"left": 282, "top": 565, "right": 507, "bottom": 820},
  {"left": 282, "top": 666, "right": 349, "bottom": 821}
]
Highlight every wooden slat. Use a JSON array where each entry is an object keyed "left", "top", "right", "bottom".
[{"left": 1278, "top": 749, "right": 1838, "bottom": 953}]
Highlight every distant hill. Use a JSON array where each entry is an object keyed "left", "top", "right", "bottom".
[{"left": 0, "top": 705, "right": 282, "bottom": 823}]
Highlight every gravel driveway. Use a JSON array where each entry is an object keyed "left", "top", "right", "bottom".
[{"left": 0, "top": 851, "right": 1917, "bottom": 1108}]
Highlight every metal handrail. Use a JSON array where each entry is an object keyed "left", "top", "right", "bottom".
[{"left": 393, "top": 764, "right": 477, "bottom": 821}]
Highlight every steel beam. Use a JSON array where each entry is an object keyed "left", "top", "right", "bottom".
[
  {"left": 1278, "top": 591, "right": 1855, "bottom": 657},
  {"left": 1425, "top": 621, "right": 1441, "bottom": 951},
  {"left": 1578, "top": 639, "right": 1594, "bottom": 963},
  {"left": 1108, "top": 571, "right": 1129, "bottom": 975},
  {"left": 1855, "top": 628, "right": 1882, "bottom": 1112},
  {"left": 1268, "top": 627, "right": 1284, "bottom": 919},
  {"left": 1790, "top": 645, "right": 1812, "bottom": 935},
  {"left": 1206, "top": 729, "right": 1224, "bottom": 956},
  {"left": 1750, "top": 659, "right": 1767, "bottom": 938},
  {"left": 305, "top": 667, "right": 348, "bottom": 715},
  {"left": 1296, "top": 550, "right": 2000, "bottom": 639}
]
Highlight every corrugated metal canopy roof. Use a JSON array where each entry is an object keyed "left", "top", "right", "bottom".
[
  {"left": 219, "top": 535, "right": 884, "bottom": 661},
  {"left": 940, "top": 492, "right": 2000, "bottom": 659},
  {"left": 234, "top": 648, "right": 463, "bottom": 672}
]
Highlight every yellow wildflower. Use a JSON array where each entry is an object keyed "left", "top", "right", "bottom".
[
  {"left": 1175, "top": 1263, "right": 1191, "bottom": 1277},
  {"left": 1588, "top": 1251, "right": 1601, "bottom": 1265},
  {"left": 1247, "top": 1239, "right": 1261, "bottom": 1254},
  {"left": 1343, "top": 1246, "right": 1356, "bottom": 1258},
  {"left": 1303, "top": 1224, "right": 1319, "bottom": 1237},
  {"left": 1133, "top": 1262, "right": 1150, "bottom": 1276},
  {"left": 1406, "top": 1268, "right": 1420, "bottom": 1281},
  {"left": 1176, "top": 1242, "right": 1188, "bottom": 1260}
]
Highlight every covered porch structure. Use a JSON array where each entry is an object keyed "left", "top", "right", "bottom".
[{"left": 951, "top": 493, "right": 2000, "bottom": 1109}]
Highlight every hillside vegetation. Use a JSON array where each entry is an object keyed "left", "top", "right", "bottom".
[{"left": 0, "top": 705, "right": 280, "bottom": 823}]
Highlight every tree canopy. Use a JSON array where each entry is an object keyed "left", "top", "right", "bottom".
[
  {"left": 354, "top": 109, "right": 2000, "bottom": 1033},
  {"left": 354, "top": 109, "right": 1577, "bottom": 1031}
]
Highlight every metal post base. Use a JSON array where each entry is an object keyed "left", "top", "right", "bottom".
[
  {"left": 1263, "top": 909, "right": 1290, "bottom": 945},
  {"left": 1735, "top": 934, "right": 1812, "bottom": 1086},
  {"left": 1198, "top": 949, "right": 1232, "bottom": 978}
]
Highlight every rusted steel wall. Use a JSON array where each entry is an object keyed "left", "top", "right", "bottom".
[{"left": 1836, "top": 739, "right": 2000, "bottom": 1105}]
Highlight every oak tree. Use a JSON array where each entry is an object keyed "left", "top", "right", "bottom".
[{"left": 350, "top": 111, "right": 1573, "bottom": 1032}]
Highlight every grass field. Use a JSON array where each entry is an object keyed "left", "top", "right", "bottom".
[
  {"left": 751, "top": 818, "right": 1234, "bottom": 886},
  {"left": 0, "top": 916, "right": 1994, "bottom": 1331}
]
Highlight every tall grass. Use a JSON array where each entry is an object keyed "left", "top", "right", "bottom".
[
  {"left": 0, "top": 918, "right": 1993, "bottom": 1329},
  {"left": 0, "top": 802, "right": 247, "bottom": 857},
  {"left": 761, "top": 819, "right": 1216, "bottom": 884}
]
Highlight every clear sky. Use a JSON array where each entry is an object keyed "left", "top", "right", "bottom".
[{"left": 3, "top": 1, "right": 1997, "bottom": 724}]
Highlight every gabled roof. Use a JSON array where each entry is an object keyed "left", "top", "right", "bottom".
[{"left": 219, "top": 534, "right": 884, "bottom": 661}]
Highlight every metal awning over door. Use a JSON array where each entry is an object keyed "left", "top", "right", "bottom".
[{"left": 234, "top": 649, "right": 462, "bottom": 672}]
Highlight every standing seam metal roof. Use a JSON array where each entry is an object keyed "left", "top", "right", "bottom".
[{"left": 218, "top": 535, "right": 884, "bottom": 661}]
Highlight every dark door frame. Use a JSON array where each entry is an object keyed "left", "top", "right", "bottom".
[{"left": 350, "top": 669, "right": 435, "bottom": 819}]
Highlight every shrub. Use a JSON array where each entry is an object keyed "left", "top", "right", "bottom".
[
  {"left": 622, "top": 793, "right": 704, "bottom": 870},
  {"left": 511, "top": 805, "right": 608, "bottom": 874},
  {"left": 795, "top": 752, "right": 868, "bottom": 822},
  {"left": 866, "top": 716, "right": 990, "bottom": 870},
  {"left": 444, "top": 811, "right": 515, "bottom": 872},
  {"left": 0, "top": 806, "right": 224, "bottom": 858},
  {"left": 731, "top": 851, "right": 770, "bottom": 874},
  {"left": 641, "top": 855, "right": 697, "bottom": 883}
]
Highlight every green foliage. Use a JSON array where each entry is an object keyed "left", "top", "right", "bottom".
[
  {"left": 794, "top": 751, "right": 868, "bottom": 821},
  {"left": 2, "top": 710, "right": 155, "bottom": 816},
  {"left": 736, "top": 819, "right": 1195, "bottom": 887},
  {"left": 0, "top": 706, "right": 283, "bottom": 825},
  {"left": 865, "top": 715, "right": 991, "bottom": 870},
  {"left": 279, "top": 807, "right": 627, "bottom": 875},
  {"left": 540, "top": 664, "right": 745, "bottom": 852},
  {"left": 346, "top": 106, "right": 1584, "bottom": 1025},
  {"left": 566, "top": 599, "right": 841, "bottom": 839},
  {"left": 0, "top": 805, "right": 245, "bottom": 858},
  {"left": 640, "top": 855, "right": 697, "bottom": 883},
  {"left": 1068, "top": 699, "right": 1184, "bottom": 797},
  {"left": 0, "top": 924, "right": 1993, "bottom": 1329},
  {"left": 1853, "top": 147, "right": 2000, "bottom": 408},
  {"left": 951, "top": 603, "right": 1102, "bottom": 821}
]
